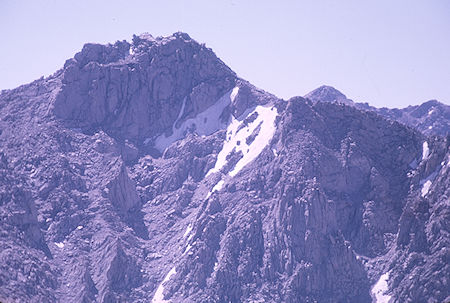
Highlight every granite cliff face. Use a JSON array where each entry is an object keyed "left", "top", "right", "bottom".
[
  {"left": 0, "top": 33, "right": 448, "bottom": 303},
  {"left": 54, "top": 33, "right": 237, "bottom": 148}
]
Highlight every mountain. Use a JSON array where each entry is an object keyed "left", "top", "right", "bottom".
[
  {"left": 304, "top": 85, "right": 355, "bottom": 106},
  {"left": 0, "top": 32, "right": 449, "bottom": 303},
  {"left": 305, "top": 85, "right": 450, "bottom": 136}
]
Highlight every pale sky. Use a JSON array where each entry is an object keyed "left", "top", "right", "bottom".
[{"left": 1, "top": 0, "right": 449, "bottom": 107}]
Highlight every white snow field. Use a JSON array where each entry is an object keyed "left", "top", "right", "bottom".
[
  {"left": 422, "top": 141, "right": 430, "bottom": 160},
  {"left": 154, "top": 87, "right": 239, "bottom": 152},
  {"left": 205, "top": 102, "right": 278, "bottom": 198},
  {"left": 152, "top": 266, "right": 177, "bottom": 303},
  {"left": 371, "top": 272, "right": 392, "bottom": 303}
]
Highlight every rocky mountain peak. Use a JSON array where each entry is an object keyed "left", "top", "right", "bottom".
[
  {"left": 0, "top": 32, "right": 449, "bottom": 303},
  {"left": 306, "top": 86, "right": 450, "bottom": 136},
  {"left": 304, "top": 85, "right": 354, "bottom": 106},
  {"left": 408, "top": 99, "right": 445, "bottom": 118},
  {"left": 54, "top": 32, "right": 238, "bottom": 150},
  {"left": 130, "top": 31, "right": 193, "bottom": 55}
]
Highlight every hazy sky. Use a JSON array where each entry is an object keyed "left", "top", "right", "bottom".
[{"left": 1, "top": 0, "right": 449, "bottom": 107}]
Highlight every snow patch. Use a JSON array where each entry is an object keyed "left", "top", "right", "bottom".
[
  {"left": 183, "top": 244, "right": 192, "bottom": 254},
  {"left": 371, "top": 272, "right": 392, "bottom": 303},
  {"left": 229, "top": 106, "right": 277, "bottom": 177},
  {"left": 182, "top": 224, "right": 192, "bottom": 239},
  {"left": 212, "top": 179, "right": 225, "bottom": 192},
  {"left": 420, "top": 170, "right": 438, "bottom": 197},
  {"left": 230, "top": 86, "right": 239, "bottom": 101},
  {"left": 182, "top": 223, "right": 194, "bottom": 254},
  {"left": 55, "top": 242, "right": 64, "bottom": 248},
  {"left": 421, "top": 180, "right": 433, "bottom": 197},
  {"left": 205, "top": 179, "right": 225, "bottom": 199},
  {"left": 154, "top": 87, "right": 239, "bottom": 152},
  {"left": 204, "top": 104, "right": 278, "bottom": 199},
  {"left": 152, "top": 266, "right": 177, "bottom": 303},
  {"left": 422, "top": 141, "right": 430, "bottom": 160},
  {"left": 206, "top": 105, "right": 278, "bottom": 178}
]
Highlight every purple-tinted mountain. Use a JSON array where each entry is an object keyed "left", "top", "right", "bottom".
[
  {"left": 305, "top": 85, "right": 450, "bottom": 137},
  {"left": 0, "top": 33, "right": 449, "bottom": 303}
]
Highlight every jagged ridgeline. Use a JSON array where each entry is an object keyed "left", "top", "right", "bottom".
[{"left": 0, "top": 32, "right": 448, "bottom": 303}]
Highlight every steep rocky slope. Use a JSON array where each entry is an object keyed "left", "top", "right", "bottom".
[
  {"left": 305, "top": 85, "right": 450, "bottom": 136},
  {"left": 0, "top": 33, "right": 448, "bottom": 303}
]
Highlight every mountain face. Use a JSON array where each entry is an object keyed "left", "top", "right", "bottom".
[
  {"left": 0, "top": 33, "right": 449, "bottom": 303},
  {"left": 305, "top": 85, "right": 450, "bottom": 137}
]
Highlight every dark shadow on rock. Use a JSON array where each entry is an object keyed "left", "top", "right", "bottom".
[{"left": 125, "top": 209, "right": 149, "bottom": 240}]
